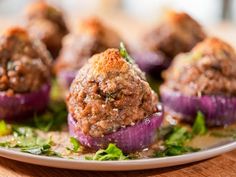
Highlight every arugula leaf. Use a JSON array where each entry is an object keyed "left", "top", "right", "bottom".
[
  {"left": 85, "top": 144, "right": 128, "bottom": 161},
  {"left": 0, "top": 120, "right": 11, "bottom": 136},
  {"left": 67, "top": 137, "right": 81, "bottom": 153},
  {"left": 119, "top": 42, "right": 134, "bottom": 64},
  {"left": 192, "top": 111, "right": 207, "bottom": 135}
]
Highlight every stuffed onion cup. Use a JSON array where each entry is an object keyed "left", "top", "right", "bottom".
[
  {"left": 161, "top": 37, "right": 236, "bottom": 126},
  {"left": 0, "top": 27, "right": 52, "bottom": 121},
  {"left": 67, "top": 46, "right": 163, "bottom": 152}
]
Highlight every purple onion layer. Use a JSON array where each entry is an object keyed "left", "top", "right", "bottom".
[
  {"left": 68, "top": 108, "right": 164, "bottom": 153},
  {"left": 161, "top": 87, "right": 236, "bottom": 126},
  {"left": 132, "top": 50, "right": 171, "bottom": 79},
  {"left": 0, "top": 84, "right": 50, "bottom": 122},
  {"left": 57, "top": 70, "right": 77, "bottom": 89}
]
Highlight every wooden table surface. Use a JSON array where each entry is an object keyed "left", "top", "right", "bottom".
[{"left": 0, "top": 149, "right": 236, "bottom": 177}]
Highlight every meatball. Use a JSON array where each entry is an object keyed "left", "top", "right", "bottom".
[
  {"left": 145, "top": 11, "right": 206, "bottom": 59},
  {"left": 161, "top": 37, "right": 236, "bottom": 96},
  {"left": 0, "top": 27, "right": 52, "bottom": 93},
  {"left": 25, "top": 1, "right": 68, "bottom": 58},
  {"left": 67, "top": 49, "right": 158, "bottom": 137},
  {"left": 55, "top": 17, "right": 122, "bottom": 73}
]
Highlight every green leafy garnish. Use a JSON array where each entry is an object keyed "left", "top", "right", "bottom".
[
  {"left": 21, "top": 144, "right": 60, "bottom": 156},
  {"left": 155, "top": 125, "right": 199, "bottom": 157},
  {"left": 0, "top": 126, "right": 60, "bottom": 157},
  {"left": 119, "top": 42, "right": 134, "bottom": 64},
  {"left": 12, "top": 125, "right": 36, "bottom": 137},
  {"left": 67, "top": 137, "right": 81, "bottom": 153},
  {"left": 85, "top": 144, "right": 128, "bottom": 161},
  {"left": 192, "top": 111, "right": 207, "bottom": 135},
  {"left": 156, "top": 145, "right": 199, "bottom": 157},
  {"left": 156, "top": 125, "right": 174, "bottom": 140},
  {"left": 165, "top": 126, "right": 193, "bottom": 146},
  {"left": 0, "top": 120, "right": 11, "bottom": 136},
  {"left": 33, "top": 101, "right": 67, "bottom": 132}
]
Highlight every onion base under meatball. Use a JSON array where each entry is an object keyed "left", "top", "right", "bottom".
[
  {"left": 0, "top": 84, "right": 50, "bottom": 122},
  {"left": 68, "top": 105, "right": 163, "bottom": 153},
  {"left": 161, "top": 86, "right": 236, "bottom": 126}
]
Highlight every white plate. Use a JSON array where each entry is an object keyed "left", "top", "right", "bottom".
[{"left": 0, "top": 141, "right": 235, "bottom": 171}]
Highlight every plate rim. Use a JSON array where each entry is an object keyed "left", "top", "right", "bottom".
[{"left": 0, "top": 140, "right": 235, "bottom": 171}]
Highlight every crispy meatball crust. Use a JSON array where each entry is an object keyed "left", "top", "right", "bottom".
[
  {"left": 161, "top": 37, "right": 236, "bottom": 96},
  {"left": 145, "top": 11, "right": 206, "bottom": 58},
  {"left": 67, "top": 49, "right": 158, "bottom": 137},
  {"left": 25, "top": 1, "right": 68, "bottom": 58},
  {"left": 0, "top": 27, "right": 52, "bottom": 93},
  {"left": 55, "top": 18, "right": 122, "bottom": 73}
]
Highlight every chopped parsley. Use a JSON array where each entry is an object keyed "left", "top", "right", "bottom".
[
  {"left": 119, "top": 42, "right": 134, "bottom": 64},
  {"left": 155, "top": 126, "right": 199, "bottom": 157},
  {"left": 165, "top": 126, "right": 193, "bottom": 146},
  {"left": 85, "top": 144, "right": 128, "bottom": 161},
  {"left": 0, "top": 126, "right": 60, "bottom": 157},
  {"left": 155, "top": 112, "right": 207, "bottom": 157}
]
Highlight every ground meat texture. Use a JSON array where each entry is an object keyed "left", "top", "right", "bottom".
[
  {"left": 67, "top": 49, "right": 158, "bottom": 137},
  {"left": 144, "top": 11, "right": 206, "bottom": 59},
  {"left": 0, "top": 27, "right": 52, "bottom": 93},
  {"left": 161, "top": 37, "right": 236, "bottom": 96},
  {"left": 55, "top": 18, "right": 122, "bottom": 73},
  {"left": 25, "top": 1, "right": 68, "bottom": 58}
]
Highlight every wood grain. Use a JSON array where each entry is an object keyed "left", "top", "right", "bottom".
[{"left": 0, "top": 150, "right": 236, "bottom": 177}]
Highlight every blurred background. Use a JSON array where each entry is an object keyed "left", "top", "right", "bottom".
[{"left": 0, "top": 0, "right": 235, "bottom": 46}]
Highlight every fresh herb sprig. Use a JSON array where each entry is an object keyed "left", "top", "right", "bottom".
[
  {"left": 85, "top": 143, "right": 128, "bottom": 161},
  {"left": 119, "top": 42, "right": 134, "bottom": 64}
]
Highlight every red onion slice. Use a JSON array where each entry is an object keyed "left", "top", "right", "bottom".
[
  {"left": 0, "top": 84, "right": 50, "bottom": 122},
  {"left": 132, "top": 50, "right": 171, "bottom": 79},
  {"left": 68, "top": 106, "right": 164, "bottom": 153},
  {"left": 57, "top": 70, "right": 77, "bottom": 89},
  {"left": 161, "top": 86, "right": 236, "bottom": 126}
]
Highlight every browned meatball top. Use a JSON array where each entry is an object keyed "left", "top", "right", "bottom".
[
  {"left": 145, "top": 11, "right": 206, "bottom": 58},
  {"left": 0, "top": 27, "right": 52, "bottom": 93},
  {"left": 67, "top": 49, "right": 158, "bottom": 137},
  {"left": 161, "top": 37, "right": 236, "bottom": 96},
  {"left": 25, "top": 1, "right": 68, "bottom": 58},
  {"left": 55, "top": 18, "right": 122, "bottom": 73}
]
